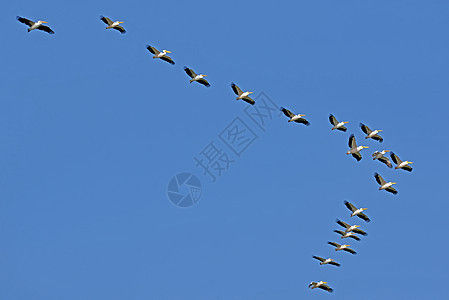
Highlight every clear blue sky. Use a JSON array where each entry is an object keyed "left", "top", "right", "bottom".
[{"left": 1, "top": 0, "right": 448, "bottom": 299}]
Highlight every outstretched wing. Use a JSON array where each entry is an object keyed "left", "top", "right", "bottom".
[
  {"left": 329, "top": 114, "right": 338, "bottom": 126},
  {"left": 336, "top": 219, "right": 350, "bottom": 229},
  {"left": 17, "top": 16, "right": 34, "bottom": 27},
  {"left": 281, "top": 107, "right": 295, "bottom": 118},
  {"left": 343, "top": 247, "right": 357, "bottom": 255},
  {"left": 319, "top": 285, "right": 333, "bottom": 293},
  {"left": 231, "top": 83, "right": 243, "bottom": 96},
  {"left": 146, "top": 45, "right": 160, "bottom": 55},
  {"left": 348, "top": 134, "right": 357, "bottom": 148},
  {"left": 390, "top": 152, "right": 402, "bottom": 165},
  {"left": 403, "top": 165, "right": 413, "bottom": 172},
  {"left": 37, "top": 25, "right": 54, "bottom": 34},
  {"left": 295, "top": 118, "right": 310, "bottom": 126},
  {"left": 160, "top": 55, "right": 175, "bottom": 65},
  {"left": 184, "top": 67, "right": 197, "bottom": 78},
  {"left": 357, "top": 212, "right": 370, "bottom": 223},
  {"left": 312, "top": 256, "right": 325, "bottom": 262},
  {"left": 386, "top": 187, "right": 398, "bottom": 194},
  {"left": 352, "top": 152, "right": 362, "bottom": 161},
  {"left": 113, "top": 26, "right": 126, "bottom": 34},
  {"left": 242, "top": 96, "right": 255, "bottom": 105},
  {"left": 328, "top": 241, "right": 340, "bottom": 248},
  {"left": 329, "top": 261, "right": 340, "bottom": 267},
  {"left": 353, "top": 228, "right": 367, "bottom": 236},
  {"left": 371, "top": 134, "right": 383, "bottom": 143},
  {"left": 100, "top": 16, "right": 114, "bottom": 26},
  {"left": 344, "top": 201, "right": 357, "bottom": 213},
  {"left": 198, "top": 78, "right": 210, "bottom": 87},
  {"left": 378, "top": 156, "right": 392, "bottom": 168},
  {"left": 374, "top": 172, "right": 385, "bottom": 185},
  {"left": 360, "top": 123, "right": 372, "bottom": 135}
]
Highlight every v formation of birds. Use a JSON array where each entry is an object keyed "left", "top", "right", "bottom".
[{"left": 16, "top": 15, "right": 415, "bottom": 294}]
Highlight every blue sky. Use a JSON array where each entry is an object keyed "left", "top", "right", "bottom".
[{"left": 1, "top": 0, "right": 448, "bottom": 299}]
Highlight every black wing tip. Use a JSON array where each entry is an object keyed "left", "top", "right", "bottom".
[
  {"left": 374, "top": 172, "right": 379, "bottom": 176},
  {"left": 183, "top": 66, "right": 189, "bottom": 70},
  {"left": 349, "top": 134, "right": 355, "bottom": 138},
  {"left": 16, "top": 16, "right": 22, "bottom": 20},
  {"left": 359, "top": 122, "right": 365, "bottom": 127},
  {"left": 231, "top": 82, "right": 236, "bottom": 86},
  {"left": 344, "top": 200, "right": 349, "bottom": 205},
  {"left": 100, "top": 15, "right": 106, "bottom": 19}
]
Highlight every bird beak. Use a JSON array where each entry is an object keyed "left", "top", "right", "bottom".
[
  {"left": 385, "top": 150, "right": 390, "bottom": 152},
  {"left": 42, "top": 21, "right": 48, "bottom": 23},
  {"left": 249, "top": 91, "right": 254, "bottom": 94},
  {"left": 344, "top": 122, "right": 349, "bottom": 124},
  {"left": 118, "top": 21, "right": 124, "bottom": 24},
  {"left": 166, "top": 50, "right": 172, "bottom": 53},
  {"left": 379, "top": 130, "right": 383, "bottom": 132},
  {"left": 392, "top": 182, "right": 397, "bottom": 185},
  {"left": 203, "top": 75, "right": 208, "bottom": 77},
  {"left": 355, "top": 225, "right": 360, "bottom": 228},
  {"left": 323, "top": 282, "right": 327, "bottom": 284},
  {"left": 409, "top": 161, "right": 413, "bottom": 164},
  {"left": 364, "top": 146, "right": 369, "bottom": 148},
  {"left": 301, "top": 114, "right": 306, "bottom": 117}
]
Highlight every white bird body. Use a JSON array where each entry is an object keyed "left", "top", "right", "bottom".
[
  {"left": 155, "top": 50, "right": 170, "bottom": 58},
  {"left": 192, "top": 74, "right": 206, "bottom": 82},
  {"left": 352, "top": 208, "right": 365, "bottom": 217},
  {"left": 333, "top": 121, "right": 347, "bottom": 130},
  {"left": 346, "top": 135, "right": 368, "bottom": 161},
  {"left": 321, "top": 258, "right": 333, "bottom": 265},
  {"left": 373, "top": 150, "right": 389, "bottom": 160},
  {"left": 346, "top": 225, "right": 359, "bottom": 233},
  {"left": 29, "top": 20, "right": 46, "bottom": 31},
  {"left": 238, "top": 91, "right": 252, "bottom": 100},
  {"left": 380, "top": 182, "right": 394, "bottom": 190},
  {"left": 397, "top": 161, "right": 412, "bottom": 169},
  {"left": 289, "top": 114, "right": 305, "bottom": 122},
  {"left": 367, "top": 129, "right": 381, "bottom": 138},
  {"left": 341, "top": 231, "right": 356, "bottom": 239},
  {"left": 348, "top": 146, "right": 366, "bottom": 154}
]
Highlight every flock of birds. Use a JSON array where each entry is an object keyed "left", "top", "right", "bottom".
[
  {"left": 307, "top": 116, "right": 414, "bottom": 293},
  {"left": 16, "top": 14, "right": 415, "bottom": 295}
]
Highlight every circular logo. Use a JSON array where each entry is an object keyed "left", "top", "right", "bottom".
[{"left": 167, "top": 173, "right": 202, "bottom": 208}]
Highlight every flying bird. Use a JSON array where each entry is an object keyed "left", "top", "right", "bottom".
[
  {"left": 231, "top": 83, "right": 255, "bottom": 105},
  {"left": 344, "top": 200, "right": 370, "bottom": 222},
  {"left": 372, "top": 150, "right": 392, "bottom": 168},
  {"left": 390, "top": 152, "right": 413, "bottom": 172},
  {"left": 146, "top": 45, "right": 175, "bottom": 65},
  {"left": 374, "top": 173, "right": 397, "bottom": 194},
  {"left": 16, "top": 16, "right": 54, "bottom": 34},
  {"left": 312, "top": 256, "right": 341, "bottom": 267},
  {"left": 360, "top": 123, "right": 383, "bottom": 142},
  {"left": 334, "top": 230, "right": 361, "bottom": 241},
  {"left": 308, "top": 281, "right": 333, "bottom": 293},
  {"left": 328, "top": 241, "right": 357, "bottom": 254},
  {"left": 280, "top": 107, "right": 310, "bottom": 126},
  {"left": 336, "top": 219, "right": 367, "bottom": 236},
  {"left": 329, "top": 114, "right": 348, "bottom": 131},
  {"left": 184, "top": 67, "right": 210, "bottom": 87},
  {"left": 100, "top": 16, "right": 126, "bottom": 34},
  {"left": 347, "top": 134, "right": 369, "bottom": 161}
]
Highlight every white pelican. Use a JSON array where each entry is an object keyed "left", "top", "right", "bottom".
[
  {"left": 17, "top": 16, "right": 54, "bottom": 34},
  {"left": 308, "top": 281, "right": 333, "bottom": 293},
  {"left": 146, "top": 45, "right": 175, "bottom": 65},
  {"left": 334, "top": 230, "right": 360, "bottom": 241},
  {"left": 231, "top": 83, "right": 255, "bottom": 105},
  {"left": 329, "top": 114, "right": 348, "bottom": 131},
  {"left": 328, "top": 241, "right": 357, "bottom": 254},
  {"left": 344, "top": 200, "right": 370, "bottom": 222},
  {"left": 360, "top": 123, "right": 383, "bottom": 142},
  {"left": 372, "top": 150, "right": 392, "bottom": 168},
  {"left": 100, "top": 16, "right": 126, "bottom": 34},
  {"left": 347, "top": 134, "right": 369, "bottom": 161},
  {"left": 374, "top": 173, "right": 397, "bottom": 194},
  {"left": 184, "top": 67, "right": 210, "bottom": 87},
  {"left": 336, "top": 219, "right": 367, "bottom": 236},
  {"left": 312, "top": 256, "right": 340, "bottom": 267},
  {"left": 390, "top": 152, "right": 413, "bottom": 172},
  {"left": 280, "top": 107, "right": 310, "bottom": 126}
]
